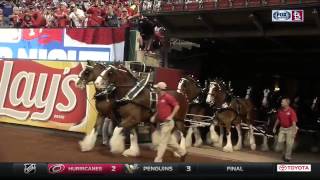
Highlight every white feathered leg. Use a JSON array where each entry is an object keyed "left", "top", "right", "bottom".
[
  {"left": 233, "top": 124, "right": 242, "bottom": 150},
  {"left": 206, "top": 131, "right": 213, "bottom": 145},
  {"left": 193, "top": 127, "right": 203, "bottom": 147},
  {"left": 109, "top": 127, "right": 125, "bottom": 154},
  {"left": 223, "top": 132, "right": 233, "bottom": 152},
  {"left": 210, "top": 124, "right": 219, "bottom": 144},
  {"left": 214, "top": 126, "right": 224, "bottom": 148},
  {"left": 79, "top": 128, "right": 98, "bottom": 152},
  {"left": 249, "top": 125, "right": 256, "bottom": 150},
  {"left": 102, "top": 118, "right": 111, "bottom": 145},
  {"left": 261, "top": 135, "right": 270, "bottom": 151},
  {"left": 122, "top": 129, "right": 140, "bottom": 157},
  {"left": 185, "top": 127, "right": 193, "bottom": 148},
  {"left": 243, "top": 131, "right": 250, "bottom": 147},
  {"left": 180, "top": 131, "right": 187, "bottom": 151}
]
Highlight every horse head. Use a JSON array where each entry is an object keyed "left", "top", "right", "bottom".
[
  {"left": 76, "top": 62, "right": 107, "bottom": 89},
  {"left": 94, "top": 65, "right": 137, "bottom": 91},
  {"left": 206, "top": 78, "right": 228, "bottom": 107},
  {"left": 177, "top": 75, "right": 201, "bottom": 101}
]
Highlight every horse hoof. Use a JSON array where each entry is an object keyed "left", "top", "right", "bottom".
[
  {"left": 250, "top": 144, "right": 257, "bottom": 151},
  {"left": 79, "top": 141, "right": 92, "bottom": 152},
  {"left": 261, "top": 146, "right": 269, "bottom": 152},
  {"left": 223, "top": 146, "right": 233, "bottom": 153},
  {"left": 122, "top": 149, "right": 140, "bottom": 157},
  {"left": 193, "top": 141, "right": 203, "bottom": 147},
  {"left": 173, "top": 152, "right": 181, "bottom": 158},
  {"left": 233, "top": 145, "right": 242, "bottom": 151},
  {"left": 102, "top": 141, "right": 108, "bottom": 146},
  {"left": 213, "top": 143, "right": 223, "bottom": 148}
]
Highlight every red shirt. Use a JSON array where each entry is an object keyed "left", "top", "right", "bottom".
[
  {"left": 31, "top": 11, "right": 46, "bottom": 28},
  {"left": 87, "top": 6, "right": 104, "bottom": 26},
  {"left": 54, "top": 9, "right": 69, "bottom": 27},
  {"left": 157, "top": 93, "right": 178, "bottom": 122},
  {"left": 277, "top": 107, "right": 298, "bottom": 128}
]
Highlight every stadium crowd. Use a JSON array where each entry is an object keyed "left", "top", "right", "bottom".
[
  {"left": 0, "top": 0, "right": 166, "bottom": 55},
  {"left": 0, "top": 0, "right": 141, "bottom": 28}
]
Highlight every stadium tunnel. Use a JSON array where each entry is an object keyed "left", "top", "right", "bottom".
[{"left": 143, "top": 1, "right": 320, "bottom": 150}]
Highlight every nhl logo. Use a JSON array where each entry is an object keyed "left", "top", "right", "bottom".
[{"left": 24, "top": 164, "right": 37, "bottom": 174}]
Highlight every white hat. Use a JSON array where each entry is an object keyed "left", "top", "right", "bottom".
[
  {"left": 60, "top": 2, "right": 67, "bottom": 6},
  {"left": 153, "top": 82, "right": 167, "bottom": 90}
]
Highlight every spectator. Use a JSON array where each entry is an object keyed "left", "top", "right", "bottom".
[
  {"left": 69, "top": 3, "right": 85, "bottom": 27},
  {"left": 86, "top": 1, "right": 104, "bottom": 27},
  {"left": 31, "top": 4, "right": 46, "bottom": 28},
  {"left": 9, "top": 6, "right": 22, "bottom": 27},
  {"left": 21, "top": 7, "right": 33, "bottom": 28},
  {"left": 44, "top": 6, "right": 55, "bottom": 27},
  {"left": 138, "top": 16, "right": 155, "bottom": 53},
  {"left": 105, "top": 4, "right": 120, "bottom": 27},
  {"left": 119, "top": 7, "right": 129, "bottom": 26},
  {"left": 54, "top": 2, "right": 69, "bottom": 27},
  {"left": 0, "top": 0, "right": 15, "bottom": 26},
  {"left": 0, "top": 9, "right": 6, "bottom": 27}
]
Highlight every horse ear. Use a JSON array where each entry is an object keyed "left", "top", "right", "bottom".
[
  {"left": 117, "top": 64, "right": 125, "bottom": 69},
  {"left": 87, "top": 60, "right": 97, "bottom": 66}
]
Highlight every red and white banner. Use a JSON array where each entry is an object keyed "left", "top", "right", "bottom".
[
  {"left": 0, "top": 27, "right": 126, "bottom": 62},
  {"left": 0, "top": 60, "right": 98, "bottom": 133}
]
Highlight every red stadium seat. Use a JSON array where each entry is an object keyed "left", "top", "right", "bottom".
[
  {"left": 246, "top": 0, "right": 262, "bottom": 7},
  {"left": 174, "top": 3, "right": 185, "bottom": 11},
  {"left": 162, "top": 3, "right": 173, "bottom": 12},
  {"left": 267, "top": 0, "right": 283, "bottom": 6},
  {"left": 203, "top": 1, "right": 216, "bottom": 10},
  {"left": 286, "top": 0, "right": 302, "bottom": 5},
  {"left": 232, "top": 0, "right": 246, "bottom": 8},
  {"left": 185, "top": 2, "right": 200, "bottom": 11},
  {"left": 218, "top": 0, "right": 230, "bottom": 9}
]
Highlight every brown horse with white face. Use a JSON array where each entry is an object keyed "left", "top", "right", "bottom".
[
  {"left": 206, "top": 79, "right": 256, "bottom": 152},
  {"left": 94, "top": 65, "right": 189, "bottom": 161},
  {"left": 177, "top": 76, "right": 213, "bottom": 147},
  {"left": 76, "top": 61, "right": 119, "bottom": 152}
]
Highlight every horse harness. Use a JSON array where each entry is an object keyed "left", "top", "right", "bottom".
[{"left": 98, "top": 73, "right": 158, "bottom": 114}]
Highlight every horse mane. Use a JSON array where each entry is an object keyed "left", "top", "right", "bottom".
[{"left": 117, "top": 64, "right": 139, "bottom": 81}]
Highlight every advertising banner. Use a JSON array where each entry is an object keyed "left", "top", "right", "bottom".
[
  {"left": 0, "top": 59, "right": 98, "bottom": 133},
  {"left": 272, "top": 10, "right": 304, "bottom": 22},
  {"left": 0, "top": 28, "right": 126, "bottom": 62}
]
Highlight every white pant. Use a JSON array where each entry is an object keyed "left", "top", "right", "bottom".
[{"left": 154, "top": 120, "right": 186, "bottom": 162}]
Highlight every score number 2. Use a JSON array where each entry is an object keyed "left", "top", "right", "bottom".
[{"left": 111, "top": 165, "right": 116, "bottom": 172}]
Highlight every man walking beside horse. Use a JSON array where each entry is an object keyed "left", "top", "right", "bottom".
[
  {"left": 153, "top": 82, "right": 187, "bottom": 163},
  {"left": 273, "top": 97, "right": 299, "bottom": 162}
]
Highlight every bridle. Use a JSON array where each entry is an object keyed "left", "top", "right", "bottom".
[{"left": 177, "top": 77, "right": 202, "bottom": 102}]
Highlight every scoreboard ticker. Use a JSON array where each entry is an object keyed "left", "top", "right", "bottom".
[{"left": 0, "top": 163, "right": 317, "bottom": 177}]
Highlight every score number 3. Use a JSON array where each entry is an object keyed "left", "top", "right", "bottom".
[{"left": 186, "top": 165, "right": 192, "bottom": 172}]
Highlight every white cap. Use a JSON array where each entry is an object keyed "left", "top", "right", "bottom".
[
  {"left": 153, "top": 82, "right": 167, "bottom": 90},
  {"left": 60, "top": 2, "right": 67, "bottom": 6}
]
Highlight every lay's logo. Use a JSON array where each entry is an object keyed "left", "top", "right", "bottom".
[{"left": 0, "top": 28, "right": 125, "bottom": 62}]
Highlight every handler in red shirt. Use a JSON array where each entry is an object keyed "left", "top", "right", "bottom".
[
  {"left": 273, "top": 97, "right": 299, "bottom": 162},
  {"left": 153, "top": 82, "right": 187, "bottom": 163}
]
